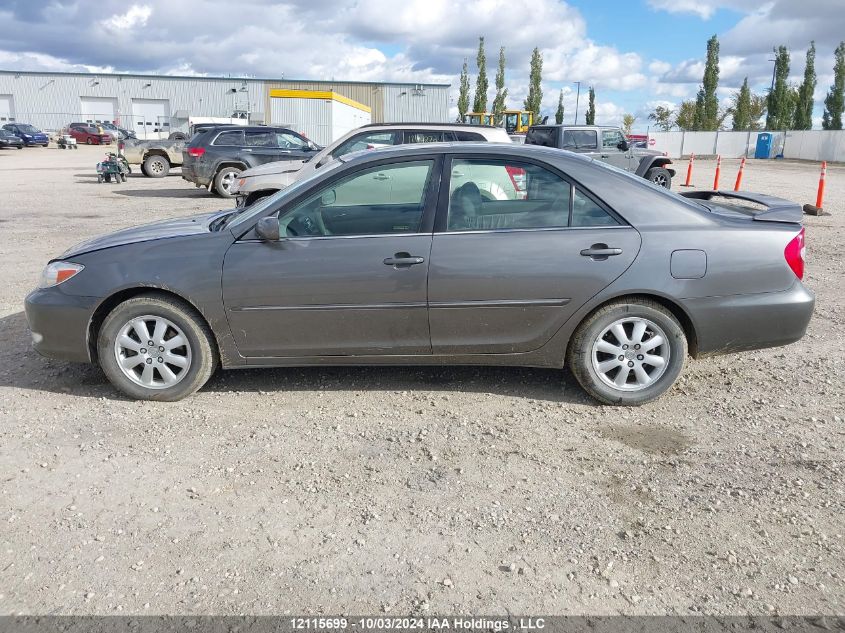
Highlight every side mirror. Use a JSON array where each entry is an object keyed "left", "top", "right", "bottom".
[
  {"left": 618, "top": 140, "right": 630, "bottom": 151},
  {"left": 255, "top": 216, "right": 280, "bottom": 241}
]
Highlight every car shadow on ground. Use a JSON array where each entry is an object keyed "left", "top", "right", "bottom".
[
  {"left": 113, "top": 188, "right": 215, "bottom": 199},
  {"left": 1, "top": 310, "right": 588, "bottom": 405}
]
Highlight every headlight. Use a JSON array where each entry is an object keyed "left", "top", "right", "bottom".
[{"left": 38, "top": 261, "right": 84, "bottom": 288}]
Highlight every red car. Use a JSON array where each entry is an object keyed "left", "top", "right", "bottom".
[{"left": 67, "top": 123, "right": 112, "bottom": 145}]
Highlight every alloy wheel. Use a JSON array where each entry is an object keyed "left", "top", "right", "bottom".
[
  {"left": 591, "top": 317, "right": 670, "bottom": 391},
  {"left": 653, "top": 173, "right": 668, "bottom": 187},
  {"left": 113, "top": 315, "right": 192, "bottom": 389}
]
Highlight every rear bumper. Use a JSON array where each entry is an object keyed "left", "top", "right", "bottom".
[
  {"left": 24, "top": 289, "right": 99, "bottom": 363},
  {"left": 683, "top": 281, "right": 815, "bottom": 357}
]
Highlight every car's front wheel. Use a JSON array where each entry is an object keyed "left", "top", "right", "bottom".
[
  {"left": 568, "top": 298, "right": 687, "bottom": 406},
  {"left": 646, "top": 167, "right": 672, "bottom": 188},
  {"left": 97, "top": 294, "right": 217, "bottom": 401}
]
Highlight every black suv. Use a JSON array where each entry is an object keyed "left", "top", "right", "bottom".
[{"left": 181, "top": 126, "right": 319, "bottom": 197}]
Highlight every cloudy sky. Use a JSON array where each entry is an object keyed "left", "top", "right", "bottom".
[{"left": 1, "top": 0, "right": 843, "bottom": 130}]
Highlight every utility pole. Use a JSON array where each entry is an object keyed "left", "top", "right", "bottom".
[
  {"left": 573, "top": 81, "right": 581, "bottom": 124},
  {"left": 768, "top": 57, "right": 777, "bottom": 92}
]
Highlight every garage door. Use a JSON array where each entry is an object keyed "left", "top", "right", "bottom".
[
  {"left": 0, "top": 95, "right": 15, "bottom": 123},
  {"left": 80, "top": 97, "right": 117, "bottom": 125},
  {"left": 131, "top": 99, "right": 171, "bottom": 139}
]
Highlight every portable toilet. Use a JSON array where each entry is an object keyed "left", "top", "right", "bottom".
[{"left": 755, "top": 132, "right": 773, "bottom": 159}]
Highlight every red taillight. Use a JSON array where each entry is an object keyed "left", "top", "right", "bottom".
[
  {"left": 505, "top": 165, "right": 527, "bottom": 198},
  {"left": 784, "top": 228, "right": 806, "bottom": 280},
  {"left": 187, "top": 147, "right": 205, "bottom": 158}
]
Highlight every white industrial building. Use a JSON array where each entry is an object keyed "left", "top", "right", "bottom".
[{"left": 0, "top": 70, "right": 450, "bottom": 144}]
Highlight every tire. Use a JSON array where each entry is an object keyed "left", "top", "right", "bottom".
[
  {"left": 168, "top": 132, "right": 188, "bottom": 141},
  {"left": 568, "top": 298, "right": 687, "bottom": 406},
  {"left": 97, "top": 294, "right": 217, "bottom": 401},
  {"left": 213, "top": 166, "right": 241, "bottom": 198},
  {"left": 645, "top": 167, "right": 672, "bottom": 188},
  {"left": 97, "top": 174, "right": 103, "bottom": 183},
  {"left": 143, "top": 155, "right": 170, "bottom": 178},
  {"left": 86, "top": 137, "right": 93, "bottom": 145}
]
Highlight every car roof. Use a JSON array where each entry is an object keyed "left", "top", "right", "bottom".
[
  {"left": 359, "top": 122, "right": 500, "bottom": 130},
  {"left": 339, "top": 141, "right": 591, "bottom": 165}
]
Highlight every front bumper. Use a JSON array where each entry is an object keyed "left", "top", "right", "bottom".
[
  {"left": 24, "top": 289, "right": 100, "bottom": 363},
  {"left": 684, "top": 281, "right": 815, "bottom": 357}
]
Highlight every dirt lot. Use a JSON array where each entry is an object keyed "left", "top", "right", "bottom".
[{"left": 0, "top": 146, "right": 843, "bottom": 616}]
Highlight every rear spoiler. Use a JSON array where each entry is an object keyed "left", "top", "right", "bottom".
[{"left": 680, "top": 190, "right": 802, "bottom": 223}]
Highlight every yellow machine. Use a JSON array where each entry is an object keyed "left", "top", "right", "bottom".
[
  {"left": 463, "top": 112, "right": 495, "bottom": 126},
  {"left": 503, "top": 110, "right": 533, "bottom": 135}
]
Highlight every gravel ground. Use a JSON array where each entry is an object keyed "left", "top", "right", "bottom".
[{"left": 0, "top": 146, "right": 843, "bottom": 616}]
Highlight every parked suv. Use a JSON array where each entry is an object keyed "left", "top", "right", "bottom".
[
  {"left": 2, "top": 123, "right": 49, "bottom": 147},
  {"left": 67, "top": 123, "right": 112, "bottom": 145},
  {"left": 232, "top": 123, "right": 513, "bottom": 207},
  {"left": 181, "top": 126, "right": 319, "bottom": 198},
  {"left": 525, "top": 125, "right": 675, "bottom": 188}
]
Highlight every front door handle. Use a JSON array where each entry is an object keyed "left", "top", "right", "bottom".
[
  {"left": 580, "top": 244, "right": 623, "bottom": 261},
  {"left": 384, "top": 252, "right": 425, "bottom": 268}
]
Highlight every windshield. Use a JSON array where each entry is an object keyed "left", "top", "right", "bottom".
[
  {"left": 218, "top": 158, "right": 346, "bottom": 231},
  {"left": 18, "top": 125, "right": 39, "bottom": 134}
]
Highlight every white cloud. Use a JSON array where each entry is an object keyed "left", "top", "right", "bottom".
[{"left": 100, "top": 4, "right": 152, "bottom": 31}]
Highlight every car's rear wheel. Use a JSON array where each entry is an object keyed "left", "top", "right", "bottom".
[
  {"left": 568, "top": 298, "right": 686, "bottom": 406},
  {"left": 213, "top": 167, "right": 240, "bottom": 198},
  {"left": 646, "top": 167, "right": 672, "bottom": 188},
  {"left": 86, "top": 138, "right": 93, "bottom": 145},
  {"left": 143, "top": 155, "right": 170, "bottom": 178},
  {"left": 98, "top": 294, "right": 217, "bottom": 401}
]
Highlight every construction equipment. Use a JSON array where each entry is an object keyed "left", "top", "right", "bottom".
[
  {"left": 503, "top": 110, "right": 533, "bottom": 135},
  {"left": 463, "top": 112, "right": 495, "bottom": 126}
]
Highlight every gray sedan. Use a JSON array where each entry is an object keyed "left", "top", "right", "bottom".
[{"left": 25, "top": 143, "right": 814, "bottom": 404}]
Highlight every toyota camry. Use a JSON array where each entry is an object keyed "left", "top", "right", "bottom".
[{"left": 25, "top": 143, "right": 814, "bottom": 405}]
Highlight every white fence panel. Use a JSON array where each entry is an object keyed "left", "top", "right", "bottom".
[
  {"left": 783, "top": 131, "right": 845, "bottom": 162},
  {"left": 715, "top": 132, "right": 755, "bottom": 158},
  {"left": 647, "top": 131, "right": 683, "bottom": 157},
  {"left": 646, "top": 130, "right": 844, "bottom": 161}
]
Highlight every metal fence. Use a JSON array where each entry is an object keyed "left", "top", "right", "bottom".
[{"left": 647, "top": 130, "right": 845, "bottom": 162}]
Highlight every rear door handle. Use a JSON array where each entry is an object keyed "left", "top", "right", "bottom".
[
  {"left": 384, "top": 252, "right": 425, "bottom": 268},
  {"left": 581, "top": 244, "right": 623, "bottom": 260}
]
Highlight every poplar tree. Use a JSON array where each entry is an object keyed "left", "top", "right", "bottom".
[
  {"left": 523, "top": 47, "right": 543, "bottom": 121},
  {"left": 472, "top": 37, "right": 488, "bottom": 114},
  {"left": 585, "top": 86, "right": 596, "bottom": 125},
  {"left": 491, "top": 46, "right": 508, "bottom": 124},
  {"left": 456, "top": 58, "right": 470, "bottom": 122},
  {"left": 702, "top": 35, "right": 720, "bottom": 130},
  {"left": 822, "top": 41, "right": 845, "bottom": 130},
  {"left": 793, "top": 41, "right": 816, "bottom": 130},
  {"left": 766, "top": 46, "right": 793, "bottom": 130},
  {"left": 555, "top": 90, "right": 564, "bottom": 124},
  {"left": 732, "top": 78, "right": 752, "bottom": 131}
]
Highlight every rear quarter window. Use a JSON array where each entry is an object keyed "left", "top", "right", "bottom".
[
  {"left": 525, "top": 127, "right": 558, "bottom": 148},
  {"left": 454, "top": 131, "right": 486, "bottom": 141}
]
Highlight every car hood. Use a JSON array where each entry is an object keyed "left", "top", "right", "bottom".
[
  {"left": 59, "top": 211, "right": 224, "bottom": 259},
  {"left": 240, "top": 159, "right": 308, "bottom": 178}
]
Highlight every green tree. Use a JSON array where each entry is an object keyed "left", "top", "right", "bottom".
[
  {"left": 555, "top": 90, "right": 565, "bottom": 124},
  {"left": 822, "top": 41, "right": 845, "bottom": 130},
  {"left": 491, "top": 46, "right": 508, "bottom": 124},
  {"left": 675, "top": 100, "right": 697, "bottom": 130},
  {"left": 702, "top": 35, "right": 720, "bottom": 130},
  {"left": 456, "top": 58, "right": 470, "bottom": 122},
  {"left": 692, "top": 87, "right": 706, "bottom": 130},
  {"left": 585, "top": 86, "right": 596, "bottom": 125},
  {"left": 749, "top": 93, "right": 767, "bottom": 130},
  {"left": 767, "top": 45, "right": 794, "bottom": 130},
  {"left": 731, "top": 77, "right": 752, "bottom": 131},
  {"left": 793, "top": 41, "right": 816, "bottom": 130},
  {"left": 523, "top": 47, "right": 543, "bottom": 121},
  {"left": 621, "top": 113, "right": 635, "bottom": 136},
  {"left": 472, "top": 36, "right": 488, "bottom": 114},
  {"left": 648, "top": 105, "right": 674, "bottom": 131}
]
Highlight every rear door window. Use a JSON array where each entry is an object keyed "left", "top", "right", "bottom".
[
  {"left": 453, "top": 130, "right": 486, "bottom": 141},
  {"left": 562, "top": 130, "right": 598, "bottom": 150},
  {"left": 245, "top": 130, "right": 276, "bottom": 147},
  {"left": 525, "top": 127, "right": 558, "bottom": 148},
  {"left": 446, "top": 159, "right": 571, "bottom": 231}
]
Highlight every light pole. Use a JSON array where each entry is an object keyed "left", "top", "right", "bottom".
[
  {"left": 768, "top": 57, "right": 777, "bottom": 92},
  {"left": 573, "top": 81, "right": 581, "bottom": 124}
]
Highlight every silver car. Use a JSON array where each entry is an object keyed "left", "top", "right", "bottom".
[
  {"left": 231, "top": 123, "right": 512, "bottom": 206},
  {"left": 25, "top": 143, "right": 813, "bottom": 405}
]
